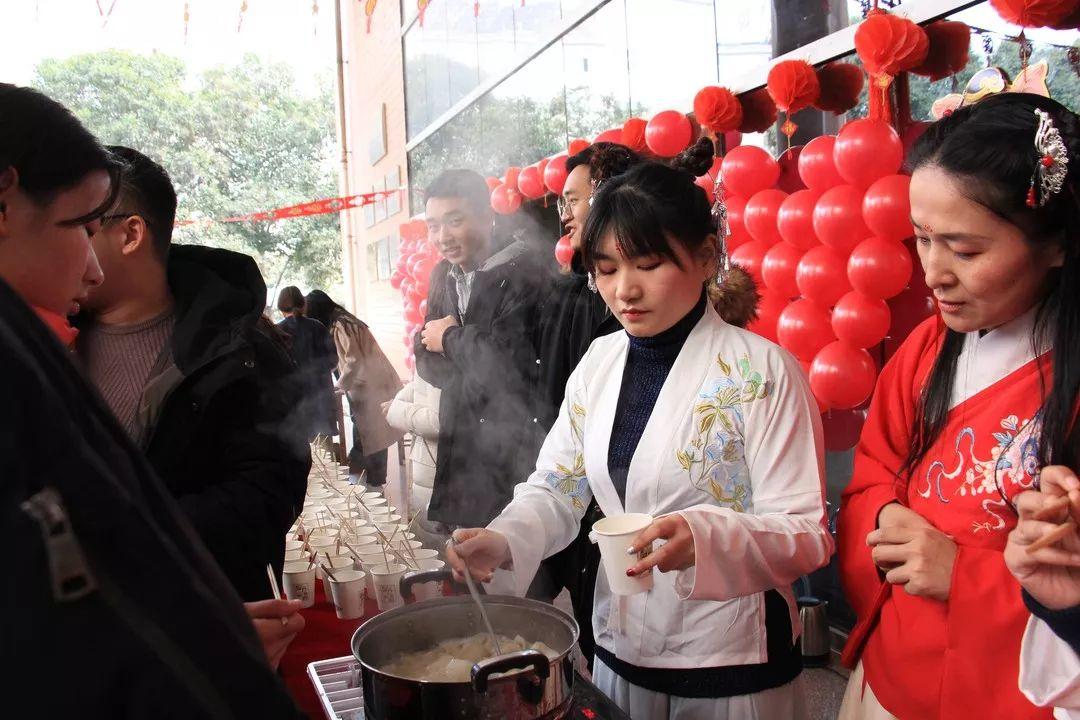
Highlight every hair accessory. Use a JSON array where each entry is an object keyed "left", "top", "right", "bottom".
[
  {"left": 587, "top": 272, "right": 598, "bottom": 293},
  {"left": 1027, "top": 108, "right": 1069, "bottom": 208},
  {"left": 586, "top": 178, "right": 601, "bottom": 208},
  {"left": 711, "top": 174, "right": 731, "bottom": 283}
]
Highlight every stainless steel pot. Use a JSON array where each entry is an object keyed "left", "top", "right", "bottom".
[{"left": 351, "top": 569, "right": 579, "bottom": 720}]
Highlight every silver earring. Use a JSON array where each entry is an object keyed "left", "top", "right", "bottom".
[{"left": 587, "top": 272, "right": 597, "bottom": 293}]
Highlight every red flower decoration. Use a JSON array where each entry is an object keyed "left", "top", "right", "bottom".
[
  {"left": 693, "top": 86, "right": 743, "bottom": 134},
  {"left": 854, "top": 9, "right": 930, "bottom": 79},
  {"left": 814, "top": 63, "right": 865, "bottom": 114},
  {"left": 989, "top": 0, "right": 1080, "bottom": 28},
  {"left": 911, "top": 21, "right": 970, "bottom": 81},
  {"left": 738, "top": 88, "right": 778, "bottom": 134},
  {"left": 621, "top": 118, "right": 648, "bottom": 152},
  {"left": 766, "top": 60, "right": 821, "bottom": 114}
]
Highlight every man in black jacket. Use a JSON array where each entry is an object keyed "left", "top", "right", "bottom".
[
  {"left": 77, "top": 147, "right": 309, "bottom": 603},
  {"left": 415, "top": 169, "right": 545, "bottom": 528}
]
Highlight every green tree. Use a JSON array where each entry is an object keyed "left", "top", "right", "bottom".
[{"left": 32, "top": 50, "right": 342, "bottom": 294}]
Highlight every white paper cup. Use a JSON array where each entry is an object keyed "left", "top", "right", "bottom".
[
  {"left": 285, "top": 539, "right": 305, "bottom": 553},
  {"left": 329, "top": 570, "right": 367, "bottom": 619},
  {"left": 320, "top": 556, "right": 359, "bottom": 598},
  {"left": 370, "top": 562, "right": 407, "bottom": 612},
  {"left": 282, "top": 561, "right": 317, "bottom": 608},
  {"left": 284, "top": 549, "right": 309, "bottom": 563},
  {"left": 360, "top": 492, "right": 383, "bottom": 503},
  {"left": 590, "top": 513, "right": 655, "bottom": 596},
  {"left": 407, "top": 559, "right": 446, "bottom": 601},
  {"left": 339, "top": 534, "right": 379, "bottom": 554},
  {"left": 307, "top": 536, "right": 338, "bottom": 554},
  {"left": 409, "top": 548, "right": 439, "bottom": 564},
  {"left": 360, "top": 499, "right": 388, "bottom": 520},
  {"left": 374, "top": 522, "right": 405, "bottom": 537}
]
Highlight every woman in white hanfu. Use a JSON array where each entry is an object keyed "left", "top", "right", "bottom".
[{"left": 447, "top": 161, "right": 834, "bottom": 720}]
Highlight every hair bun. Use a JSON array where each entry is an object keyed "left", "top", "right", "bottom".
[
  {"left": 670, "top": 136, "right": 715, "bottom": 178},
  {"left": 589, "top": 142, "right": 643, "bottom": 183}
]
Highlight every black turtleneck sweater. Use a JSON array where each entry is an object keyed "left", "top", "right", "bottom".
[{"left": 608, "top": 292, "right": 707, "bottom": 505}]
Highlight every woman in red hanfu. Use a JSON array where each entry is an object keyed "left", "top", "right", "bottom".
[{"left": 837, "top": 92, "right": 1080, "bottom": 720}]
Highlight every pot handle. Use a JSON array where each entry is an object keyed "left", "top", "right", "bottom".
[
  {"left": 471, "top": 649, "right": 550, "bottom": 696},
  {"left": 399, "top": 568, "right": 484, "bottom": 601}
]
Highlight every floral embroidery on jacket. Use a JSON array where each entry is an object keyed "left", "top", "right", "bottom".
[
  {"left": 543, "top": 399, "right": 589, "bottom": 511},
  {"left": 917, "top": 414, "right": 1041, "bottom": 533},
  {"left": 676, "top": 354, "right": 771, "bottom": 511}
]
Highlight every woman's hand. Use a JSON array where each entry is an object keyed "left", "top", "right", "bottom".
[
  {"left": 445, "top": 528, "right": 511, "bottom": 583},
  {"left": 625, "top": 514, "right": 695, "bottom": 576},
  {"left": 872, "top": 503, "right": 934, "bottom": 572},
  {"left": 1004, "top": 466, "right": 1080, "bottom": 611},
  {"left": 245, "top": 598, "right": 306, "bottom": 669},
  {"left": 867, "top": 523, "right": 957, "bottom": 602}
]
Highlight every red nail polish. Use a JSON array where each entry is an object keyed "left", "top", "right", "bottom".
[{"left": 626, "top": 568, "right": 636, "bottom": 577}]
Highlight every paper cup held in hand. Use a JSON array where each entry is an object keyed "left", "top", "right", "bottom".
[
  {"left": 282, "top": 561, "right": 317, "bottom": 608},
  {"left": 370, "top": 562, "right": 407, "bottom": 612},
  {"left": 329, "top": 569, "right": 367, "bottom": 619},
  {"left": 590, "top": 513, "right": 654, "bottom": 595}
]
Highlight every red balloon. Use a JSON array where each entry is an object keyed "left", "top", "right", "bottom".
[
  {"left": 725, "top": 226, "right": 752, "bottom": 252},
  {"left": 490, "top": 184, "right": 522, "bottom": 215},
  {"left": 729, "top": 240, "right": 769, "bottom": 285},
  {"left": 814, "top": 185, "right": 870, "bottom": 254},
  {"left": 721, "top": 146, "right": 780, "bottom": 198},
  {"left": 418, "top": 299, "right": 428, "bottom": 317},
  {"left": 834, "top": 118, "right": 904, "bottom": 188},
  {"left": 621, "top": 118, "right": 648, "bottom": 153},
  {"left": 747, "top": 291, "right": 788, "bottom": 343},
  {"left": 810, "top": 341, "right": 878, "bottom": 410},
  {"left": 848, "top": 236, "right": 913, "bottom": 299},
  {"left": 725, "top": 194, "right": 748, "bottom": 233},
  {"left": 862, "top": 174, "right": 913, "bottom": 242},
  {"left": 884, "top": 278, "right": 936, "bottom": 360},
  {"left": 404, "top": 354, "right": 415, "bottom": 371},
  {"left": 777, "top": 189, "right": 821, "bottom": 250},
  {"left": 744, "top": 189, "right": 788, "bottom": 246},
  {"left": 798, "top": 135, "right": 844, "bottom": 191},
  {"left": 411, "top": 256, "right": 434, "bottom": 284},
  {"left": 761, "top": 241, "right": 804, "bottom": 298},
  {"left": 831, "top": 291, "right": 891, "bottom": 348},
  {"left": 569, "top": 138, "right": 590, "bottom": 156},
  {"left": 776, "top": 146, "right": 807, "bottom": 194},
  {"left": 407, "top": 286, "right": 425, "bottom": 307},
  {"left": 504, "top": 167, "right": 522, "bottom": 190},
  {"left": 389, "top": 270, "right": 404, "bottom": 289},
  {"left": 517, "top": 165, "right": 545, "bottom": 199},
  {"left": 695, "top": 173, "right": 715, "bottom": 204},
  {"left": 555, "top": 234, "right": 574, "bottom": 267},
  {"left": 719, "top": 129, "right": 743, "bottom": 154},
  {"left": 405, "top": 304, "right": 423, "bottom": 325},
  {"left": 778, "top": 298, "right": 836, "bottom": 361},
  {"left": 645, "top": 110, "right": 693, "bottom": 157},
  {"left": 544, "top": 154, "right": 569, "bottom": 195},
  {"left": 595, "top": 127, "right": 623, "bottom": 144},
  {"left": 797, "top": 245, "right": 852, "bottom": 307},
  {"left": 822, "top": 408, "right": 867, "bottom": 452}
]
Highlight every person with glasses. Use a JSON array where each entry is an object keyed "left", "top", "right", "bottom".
[{"left": 76, "top": 146, "right": 309, "bottom": 607}]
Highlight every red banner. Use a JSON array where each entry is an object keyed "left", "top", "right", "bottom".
[{"left": 175, "top": 188, "right": 404, "bottom": 227}]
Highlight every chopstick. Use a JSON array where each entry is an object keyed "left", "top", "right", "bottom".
[
  {"left": 1026, "top": 519, "right": 1078, "bottom": 554},
  {"left": 266, "top": 563, "right": 289, "bottom": 626}
]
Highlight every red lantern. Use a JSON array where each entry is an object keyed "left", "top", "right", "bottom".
[
  {"left": 778, "top": 298, "right": 836, "bottom": 362},
  {"left": 814, "top": 63, "right": 866, "bottom": 115},
  {"left": 814, "top": 185, "right": 870, "bottom": 254},
  {"left": 721, "top": 146, "right": 780, "bottom": 198},
  {"left": 555, "top": 234, "right": 574, "bottom": 267},
  {"left": 767, "top": 60, "right": 821, "bottom": 138},
  {"left": 778, "top": 189, "right": 821, "bottom": 250},
  {"left": 810, "top": 341, "right": 878, "bottom": 409},
  {"left": 694, "top": 86, "right": 743, "bottom": 134},
  {"left": 848, "top": 236, "right": 913, "bottom": 300},
  {"left": 776, "top": 146, "right": 806, "bottom": 194},
  {"left": 595, "top": 127, "right": 623, "bottom": 144},
  {"left": 989, "top": 0, "right": 1080, "bottom": 28},
  {"left": 834, "top": 119, "right": 904, "bottom": 189},
  {"left": 568, "top": 138, "right": 590, "bottom": 156},
  {"left": 747, "top": 290, "right": 788, "bottom": 343},
  {"left": 822, "top": 408, "right": 868, "bottom": 452},
  {"left": 799, "top": 135, "right": 844, "bottom": 192},
  {"left": 863, "top": 174, "right": 913, "bottom": 242},
  {"left": 744, "top": 189, "right": 788, "bottom": 247},
  {"left": 645, "top": 110, "right": 693, "bottom": 157},
  {"left": 797, "top": 245, "right": 852, "bottom": 307},
  {"left": 831, "top": 291, "right": 891, "bottom": 349},
  {"left": 729, "top": 239, "right": 769, "bottom": 286},
  {"left": 695, "top": 173, "right": 715, "bottom": 204},
  {"left": 912, "top": 21, "right": 971, "bottom": 81},
  {"left": 738, "top": 88, "right": 778, "bottom": 134},
  {"left": 490, "top": 184, "right": 522, "bottom": 215},
  {"left": 544, "top": 154, "right": 569, "bottom": 195},
  {"left": 621, "top": 118, "right": 648, "bottom": 153},
  {"left": 762, "top": 241, "right": 805, "bottom": 298},
  {"left": 517, "top": 165, "right": 545, "bottom": 199}
]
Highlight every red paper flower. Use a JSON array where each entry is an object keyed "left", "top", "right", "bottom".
[
  {"left": 989, "top": 0, "right": 1080, "bottom": 28},
  {"left": 693, "top": 86, "right": 743, "bottom": 134},
  {"left": 814, "top": 63, "right": 865, "bottom": 114},
  {"left": 738, "top": 88, "right": 778, "bottom": 134},
  {"left": 766, "top": 60, "right": 821, "bottom": 114},
  {"left": 854, "top": 10, "right": 930, "bottom": 78},
  {"left": 911, "top": 20, "right": 970, "bottom": 81},
  {"left": 621, "top": 118, "right": 648, "bottom": 152}
]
